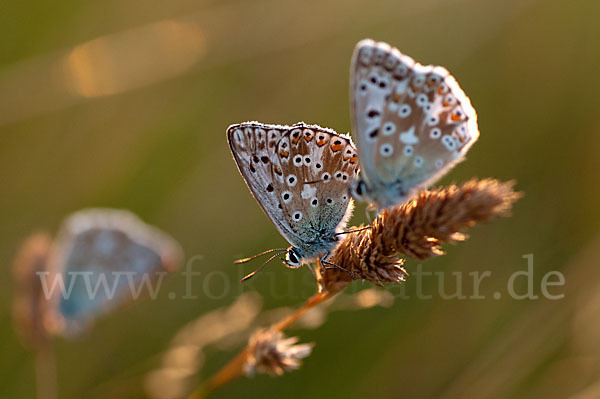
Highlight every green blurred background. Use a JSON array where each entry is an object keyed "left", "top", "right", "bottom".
[{"left": 2, "top": 0, "right": 600, "bottom": 397}]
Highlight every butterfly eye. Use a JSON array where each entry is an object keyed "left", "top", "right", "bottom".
[{"left": 286, "top": 249, "right": 301, "bottom": 266}]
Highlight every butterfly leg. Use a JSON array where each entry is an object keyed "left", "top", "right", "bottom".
[
  {"left": 364, "top": 204, "right": 379, "bottom": 223},
  {"left": 319, "top": 252, "right": 356, "bottom": 279}
]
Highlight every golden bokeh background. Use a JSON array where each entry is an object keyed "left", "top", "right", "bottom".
[{"left": 1, "top": 0, "right": 599, "bottom": 397}]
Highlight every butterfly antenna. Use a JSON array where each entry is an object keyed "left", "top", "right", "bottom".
[
  {"left": 234, "top": 248, "right": 287, "bottom": 264},
  {"left": 335, "top": 226, "right": 371, "bottom": 236},
  {"left": 240, "top": 251, "right": 287, "bottom": 282}
]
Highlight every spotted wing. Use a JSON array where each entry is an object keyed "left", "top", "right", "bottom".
[
  {"left": 228, "top": 122, "right": 299, "bottom": 246},
  {"left": 47, "top": 209, "right": 183, "bottom": 334},
  {"left": 350, "top": 39, "right": 479, "bottom": 201},
  {"left": 272, "top": 123, "right": 357, "bottom": 251},
  {"left": 227, "top": 122, "right": 358, "bottom": 252}
]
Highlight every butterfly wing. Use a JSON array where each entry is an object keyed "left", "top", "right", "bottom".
[
  {"left": 228, "top": 122, "right": 299, "bottom": 245},
  {"left": 47, "top": 209, "right": 183, "bottom": 334},
  {"left": 350, "top": 39, "right": 479, "bottom": 207},
  {"left": 273, "top": 123, "right": 357, "bottom": 257},
  {"left": 228, "top": 122, "right": 358, "bottom": 258}
]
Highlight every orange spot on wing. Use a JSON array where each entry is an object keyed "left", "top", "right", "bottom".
[
  {"left": 274, "top": 165, "right": 283, "bottom": 175},
  {"left": 303, "top": 135, "right": 313, "bottom": 142},
  {"left": 350, "top": 156, "right": 358, "bottom": 164},
  {"left": 292, "top": 136, "right": 301, "bottom": 144},
  {"left": 330, "top": 143, "right": 343, "bottom": 152},
  {"left": 279, "top": 150, "right": 289, "bottom": 158},
  {"left": 442, "top": 100, "right": 450, "bottom": 106},
  {"left": 317, "top": 139, "right": 328, "bottom": 147},
  {"left": 451, "top": 112, "right": 463, "bottom": 121}
]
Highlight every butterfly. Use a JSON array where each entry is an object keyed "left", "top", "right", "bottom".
[
  {"left": 349, "top": 39, "right": 480, "bottom": 210},
  {"left": 43, "top": 208, "right": 183, "bottom": 335},
  {"left": 227, "top": 122, "right": 359, "bottom": 280}
]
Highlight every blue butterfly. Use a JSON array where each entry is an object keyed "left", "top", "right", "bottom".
[
  {"left": 349, "top": 39, "right": 480, "bottom": 210},
  {"left": 227, "top": 122, "right": 360, "bottom": 280},
  {"left": 46, "top": 209, "right": 182, "bottom": 335}
]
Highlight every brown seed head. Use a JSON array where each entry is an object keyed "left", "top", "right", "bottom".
[
  {"left": 318, "top": 179, "right": 521, "bottom": 292},
  {"left": 244, "top": 329, "right": 314, "bottom": 377}
]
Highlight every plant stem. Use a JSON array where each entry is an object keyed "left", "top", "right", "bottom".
[
  {"left": 35, "top": 339, "right": 57, "bottom": 399},
  {"left": 190, "top": 289, "right": 335, "bottom": 398}
]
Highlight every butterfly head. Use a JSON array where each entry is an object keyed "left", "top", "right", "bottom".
[{"left": 283, "top": 247, "right": 303, "bottom": 269}]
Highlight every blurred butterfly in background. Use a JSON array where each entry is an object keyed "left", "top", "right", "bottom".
[
  {"left": 227, "top": 122, "right": 359, "bottom": 280},
  {"left": 349, "top": 39, "right": 480, "bottom": 211},
  {"left": 13, "top": 208, "right": 183, "bottom": 338}
]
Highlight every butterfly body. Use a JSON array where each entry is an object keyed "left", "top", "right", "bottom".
[
  {"left": 227, "top": 122, "right": 358, "bottom": 268},
  {"left": 349, "top": 39, "right": 480, "bottom": 210}
]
